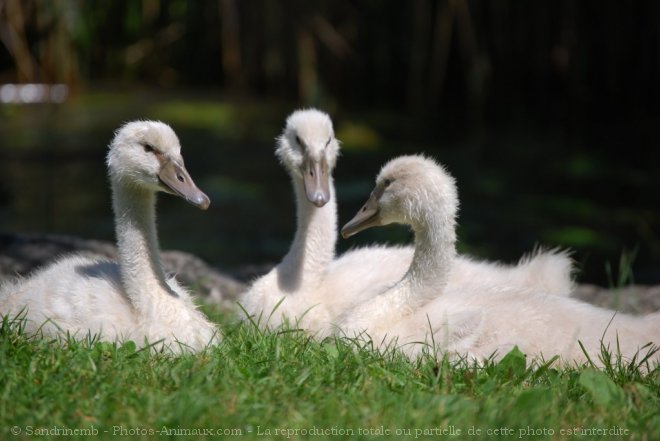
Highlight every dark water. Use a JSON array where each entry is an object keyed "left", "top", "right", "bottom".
[{"left": 1, "top": 94, "right": 659, "bottom": 285}]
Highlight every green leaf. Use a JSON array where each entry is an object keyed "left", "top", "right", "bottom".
[
  {"left": 119, "top": 340, "right": 136, "bottom": 354},
  {"left": 578, "top": 369, "right": 625, "bottom": 406},
  {"left": 322, "top": 342, "right": 340, "bottom": 359},
  {"left": 495, "top": 346, "right": 527, "bottom": 379}
]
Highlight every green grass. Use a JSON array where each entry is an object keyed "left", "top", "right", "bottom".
[{"left": 1, "top": 310, "right": 658, "bottom": 441}]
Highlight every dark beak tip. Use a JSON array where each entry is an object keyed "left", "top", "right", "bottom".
[
  {"left": 340, "top": 224, "right": 355, "bottom": 239},
  {"left": 194, "top": 194, "right": 211, "bottom": 210},
  {"left": 310, "top": 192, "right": 329, "bottom": 207}
]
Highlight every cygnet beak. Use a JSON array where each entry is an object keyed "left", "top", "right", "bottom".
[
  {"left": 341, "top": 191, "right": 382, "bottom": 238},
  {"left": 158, "top": 160, "right": 211, "bottom": 210},
  {"left": 302, "top": 156, "right": 330, "bottom": 207}
]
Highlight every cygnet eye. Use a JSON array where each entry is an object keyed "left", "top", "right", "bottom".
[
  {"left": 325, "top": 137, "right": 332, "bottom": 147},
  {"left": 295, "top": 135, "right": 304, "bottom": 149},
  {"left": 383, "top": 178, "right": 393, "bottom": 187},
  {"left": 143, "top": 143, "right": 155, "bottom": 153}
]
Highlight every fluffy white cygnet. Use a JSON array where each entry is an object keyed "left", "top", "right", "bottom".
[
  {"left": 336, "top": 155, "right": 658, "bottom": 367},
  {"left": 0, "top": 121, "right": 219, "bottom": 353}
]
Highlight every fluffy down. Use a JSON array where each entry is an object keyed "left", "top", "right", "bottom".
[
  {"left": 335, "top": 155, "right": 657, "bottom": 367},
  {"left": 0, "top": 121, "right": 218, "bottom": 353}
]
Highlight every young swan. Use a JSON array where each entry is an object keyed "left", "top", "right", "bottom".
[
  {"left": 0, "top": 121, "right": 219, "bottom": 353},
  {"left": 336, "top": 155, "right": 658, "bottom": 366},
  {"left": 240, "top": 109, "right": 340, "bottom": 330},
  {"left": 336, "top": 155, "right": 460, "bottom": 340}
]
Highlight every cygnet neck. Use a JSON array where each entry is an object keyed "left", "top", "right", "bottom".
[
  {"left": 278, "top": 173, "right": 337, "bottom": 291},
  {"left": 111, "top": 180, "right": 172, "bottom": 314},
  {"left": 402, "top": 202, "right": 457, "bottom": 305}
]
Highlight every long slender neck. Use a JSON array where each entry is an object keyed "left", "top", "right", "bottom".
[
  {"left": 278, "top": 175, "right": 337, "bottom": 292},
  {"left": 112, "top": 181, "right": 171, "bottom": 314},
  {"left": 401, "top": 205, "right": 457, "bottom": 306}
]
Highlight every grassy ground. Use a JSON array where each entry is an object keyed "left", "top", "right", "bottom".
[{"left": 1, "top": 309, "right": 658, "bottom": 441}]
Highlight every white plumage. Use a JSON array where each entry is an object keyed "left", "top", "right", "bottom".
[
  {"left": 240, "top": 110, "right": 574, "bottom": 338},
  {"left": 335, "top": 155, "right": 658, "bottom": 366},
  {"left": 0, "top": 121, "right": 219, "bottom": 352},
  {"left": 239, "top": 109, "right": 339, "bottom": 331}
]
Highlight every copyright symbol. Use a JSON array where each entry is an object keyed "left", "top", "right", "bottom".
[{"left": 10, "top": 426, "right": 21, "bottom": 435}]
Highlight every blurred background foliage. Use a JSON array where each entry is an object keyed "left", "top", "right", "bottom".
[{"left": 0, "top": 0, "right": 658, "bottom": 285}]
